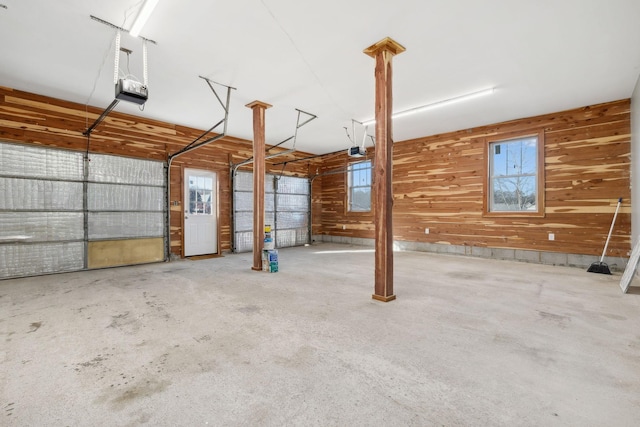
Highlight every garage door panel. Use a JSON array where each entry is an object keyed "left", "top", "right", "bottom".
[
  {"left": 234, "top": 231, "right": 253, "bottom": 252},
  {"left": 235, "top": 193, "right": 274, "bottom": 212},
  {"left": 276, "top": 194, "right": 308, "bottom": 211},
  {"left": 234, "top": 192, "right": 253, "bottom": 211},
  {"left": 0, "top": 212, "right": 84, "bottom": 242},
  {"left": 88, "top": 154, "right": 164, "bottom": 186},
  {"left": 276, "top": 228, "right": 309, "bottom": 247},
  {"left": 0, "top": 242, "right": 84, "bottom": 279},
  {"left": 0, "top": 178, "right": 83, "bottom": 210},
  {"left": 234, "top": 171, "right": 253, "bottom": 191},
  {"left": 276, "top": 176, "right": 309, "bottom": 194},
  {"left": 234, "top": 211, "right": 253, "bottom": 232},
  {"left": 276, "top": 212, "right": 308, "bottom": 229},
  {"left": 88, "top": 183, "right": 164, "bottom": 211},
  {"left": 0, "top": 143, "right": 83, "bottom": 180},
  {"left": 88, "top": 212, "right": 164, "bottom": 240}
]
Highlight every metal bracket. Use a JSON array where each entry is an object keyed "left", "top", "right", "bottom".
[
  {"left": 89, "top": 15, "right": 158, "bottom": 44},
  {"left": 344, "top": 118, "right": 374, "bottom": 150},
  {"left": 83, "top": 99, "right": 120, "bottom": 136},
  {"left": 266, "top": 108, "right": 317, "bottom": 153},
  {"left": 168, "top": 76, "right": 236, "bottom": 160},
  {"left": 233, "top": 108, "right": 318, "bottom": 173}
]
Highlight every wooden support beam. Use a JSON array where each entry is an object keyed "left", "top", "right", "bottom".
[
  {"left": 246, "top": 100, "right": 272, "bottom": 271},
  {"left": 364, "top": 37, "right": 406, "bottom": 302}
]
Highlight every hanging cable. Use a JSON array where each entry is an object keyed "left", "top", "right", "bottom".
[
  {"left": 361, "top": 124, "right": 368, "bottom": 148},
  {"left": 113, "top": 30, "right": 121, "bottom": 84},
  {"left": 142, "top": 38, "right": 148, "bottom": 87},
  {"left": 279, "top": 162, "right": 287, "bottom": 177},
  {"left": 344, "top": 126, "right": 354, "bottom": 145},
  {"left": 126, "top": 50, "right": 131, "bottom": 76}
]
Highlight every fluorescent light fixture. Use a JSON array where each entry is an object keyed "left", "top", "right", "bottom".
[
  {"left": 129, "top": 0, "right": 160, "bottom": 37},
  {"left": 361, "top": 87, "right": 495, "bottom": 126}
]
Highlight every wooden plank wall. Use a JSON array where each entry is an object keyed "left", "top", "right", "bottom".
[
  {"left": 317, "top": 99, "right": 631, "bottom": 258},
  {"left": 316, "top": 150, "right": 377, "bottom": 236},
  {"left": 0, "top": 86, "right": 321, "bottom": 257}
]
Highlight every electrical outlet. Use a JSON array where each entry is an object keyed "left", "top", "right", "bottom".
[
  {"left": 424, "top": 228, "right": 430, "bottom": 234},
  {"left": 548, "top": 233, "right": 555, "bottom": 241},
  {"left": 342, "top": 225, "right": 346, "bottom": 230}
]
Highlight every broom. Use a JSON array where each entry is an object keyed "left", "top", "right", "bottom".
[{"left": 587, "top": 197, "right": 622, "bottom": 275}]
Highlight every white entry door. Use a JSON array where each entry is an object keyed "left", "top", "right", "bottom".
[{"left": 184, "top": 168, "right": 217, "bottom": 256}]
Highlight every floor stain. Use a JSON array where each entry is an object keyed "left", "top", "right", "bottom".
[
  {"left": 111, "top": 379, "right": 171, "bottom": 410},
  {"left": 142, "top": 292, "right": 171, "bottom": 321},
  {"left": 108, "top": 312, "right": 142, "bottom": 333},
  {"left": 197, "top": 359, "right": 218, "bottom": 373},
  {"left": 446, "top": 271, "right": 478, "bottom": 281},
  {"left": 28, "top": 322, "right": 42, "bottom": 333},
  {"left": 126, "top": 411, "right": 152, "bottom": 426},
  {"left": 108, "top": 312, "right": 128, "bottom": 329},
  {"left": 493, "top": 333, "right": 515, "bottom": 344},
  {"left": 238, "top": 304, "right": 261, "bottom": 314},
  {"left": 78, "top": 355, "right": 108, "bottom": 368},
  {"left": 537, "top": 310, "right": 571, "bottom": 328},
  {"left": 275, "top": 345, "right": 317, "bottom": 369},
  {"left": 193, "top": 334, "right": 211, "bottom": 343},
  {"left": 602, "top": 313, "right": 627, "bottom": 321},
  {"left": 76, "top": 303, "right": 101, "bottom": 314}
]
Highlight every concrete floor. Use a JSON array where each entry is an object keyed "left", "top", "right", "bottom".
[{"left": 1, "top": 243, "right": 639, "bottom": 426}]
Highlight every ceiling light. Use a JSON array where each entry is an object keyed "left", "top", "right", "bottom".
[
  {"left": 129, "top": 0, "right": 160, "bottom": 37},
  {"left": 361, "top": 87, "right": 495, "bottom": 126}
]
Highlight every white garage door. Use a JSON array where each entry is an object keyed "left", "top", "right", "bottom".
[
  {"left": 233, "top": 171, "right": 310, "bottom": 253},
  {"left": 0, "top": 142, "right": 166, "bottom": 279},
  {"left": 0, "top": 143, "right": 85, "bottom": 278}
]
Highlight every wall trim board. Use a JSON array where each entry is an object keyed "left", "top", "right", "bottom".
[{"left": 313, "top": 235, "right": 628, "bottom": 272}]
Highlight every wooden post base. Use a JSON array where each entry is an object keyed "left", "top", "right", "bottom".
[{"left": 372, "top": 294, "right": 396, "bottom": 303}]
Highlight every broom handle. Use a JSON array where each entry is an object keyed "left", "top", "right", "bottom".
[{"left": 600, "top": 198, "right": 622, "bottom": 263}]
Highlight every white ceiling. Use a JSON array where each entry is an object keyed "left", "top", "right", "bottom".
[{"left": 1, "top": 0, "right": 640, "bottom": 155}]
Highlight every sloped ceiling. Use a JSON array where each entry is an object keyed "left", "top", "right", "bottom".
[{"left": 1, "top": 0, "right": 640, "bottom": 155}]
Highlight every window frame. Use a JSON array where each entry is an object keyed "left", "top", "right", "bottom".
[
  {"left": 188, "top": 174, "right": 214, "bottom": 215},
  {"left": 483, "top": 129, "right": 545, "bottom": 218},
  {"left": 347, "top": 159, "right": 373, "bottom": 213}
]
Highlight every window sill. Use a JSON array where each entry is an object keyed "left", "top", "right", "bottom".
[{"left": 483, "top": 211, "right": 545, "bottom": 218}]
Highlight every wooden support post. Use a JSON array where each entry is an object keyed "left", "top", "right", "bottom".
[
  {"left": 364, "top": 37, "right": 406, "bottom": 302},
  {"left": 246, "top": 100, "right": 272, "bottom": 271}
]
